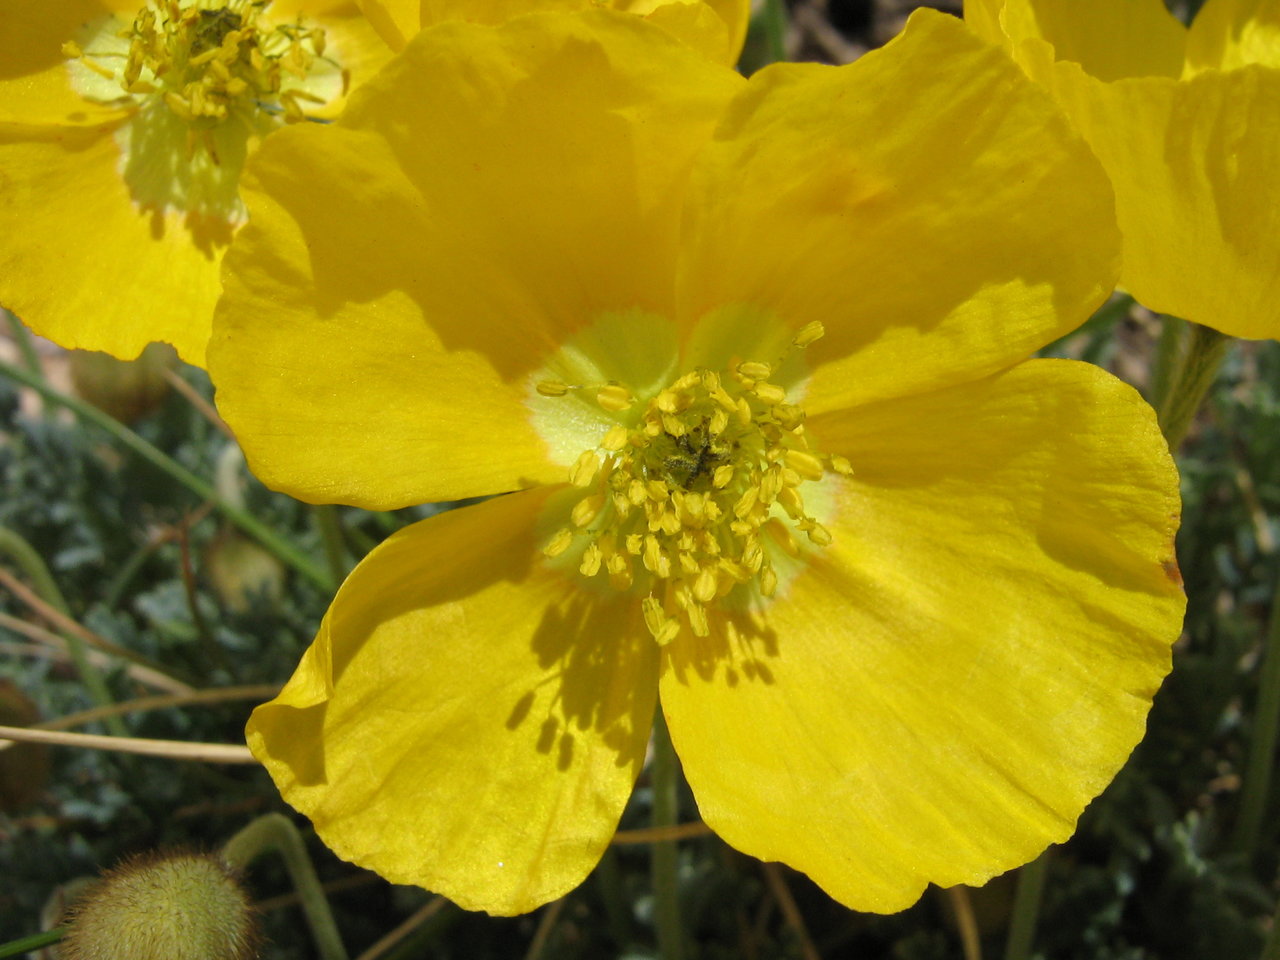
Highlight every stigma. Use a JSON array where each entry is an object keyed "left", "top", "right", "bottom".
[{"left": 539, "top": 321, "right": 849, "bottom": 646}]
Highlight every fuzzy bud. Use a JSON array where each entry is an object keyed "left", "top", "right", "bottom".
[{"left": 62, "top": 852, "right": 259, "bottom": 960}]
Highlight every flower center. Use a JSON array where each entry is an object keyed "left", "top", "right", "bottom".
[
  {"left": 65, "top": 1, "right": 341, "bottom": 129},
  {"left": 62, "top": 1, "right": 346, "bottom": 223},
  {"left": 539, "top": 321, "right": 848, "bottom": 646}
]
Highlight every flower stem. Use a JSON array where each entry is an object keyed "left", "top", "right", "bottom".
[
  {"left": 2, "top": 309, "right": 43, "bottom": 380},
  {"left": 222, "top": 813, "right": 349, "bottom": 960},
  {"left": 651, "top": 709, "right": 685, "bottom": 960},
  {"left": 1232, "top": 579, "right": 1280, "bottom": 858},
  {"left": 1262, "top": 895, "right": 1280, "bottom": 960},
  {"left": 1003, "top": 849, "right": 1050, "bottom": 960},
  {"left": 0, "top": 525, "right": 125, "bottom": 736},
  {"left": 760, "top": 0, "right": 788, "bottom": 64},
  {"left": 0, "top": 357, "right": 335, "bottom": 592},
  {"left": 0, "top": 927, "right": 64, "bottom": 959},
  {"left": 1156, "top": 321, "right": 1230, "bottom": 450},
  {"left": 313, "top": 504, "right": 352, "bottom": 584}
]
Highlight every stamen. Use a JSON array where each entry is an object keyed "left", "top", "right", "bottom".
[{"left": 538, "top": 323, "right": 842, "bottom": 645}]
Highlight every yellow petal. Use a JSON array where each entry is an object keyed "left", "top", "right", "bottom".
[
  {"left": 661, "top": 359, "right": 1183, "bottom": 912},
  {"left": 980, "top": 0, "right": 1186, "bottom": 80},
  {"left": 0, "top": 0, "right": 131, "bottom": 125},
  {"left": 355, "top": 0, "right": 421, "bottom": 50},
  {"left": 248, "top": 487, "right": 658, "bottom": 915},
  {"left": 419, "top": 0, "right": 746, "bottom": 64},
  {"left": 678, "top": 9, "right": 1119, "bottom": 414},
  {"left": 211, "top": 11, "right": 742, "bottom": 508},
  {"left": 1186, "top": 0, "right": 1280, "bottom": 73},
  {"left": 1051, "top": 63, "right": 1280, "bottom": 339},
  {"left": 0, "top": 123, "right": 224, "bottom": 364}
]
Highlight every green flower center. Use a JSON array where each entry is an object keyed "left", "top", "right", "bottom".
[{"left": 539, "top": 321, "right": 847, "bottom": 645}]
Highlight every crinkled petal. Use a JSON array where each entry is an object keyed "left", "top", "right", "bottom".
[
  {"left": 661, "top": 359, "right": 1183, "bottom": 913},
  {"left": 1051, "top": 62, "right": 1280, "bottom": 339},
  {"left": 248, "top": 487, "right": 657, "bottom": 915},
  {"left": 417, "top": 0, "right": 746, "bottom": 64},
  {"left": 678, "top": 9, "right": 1119, "bottom": 415},
  {"left": 0, "top": 123, "right": 224, "bottom": 364},
  {"left": 211, "top": 11, "right": 742, "bottom": 507},
  {"left": 968, "top": 0, "right": 1185, "bottom": 80},
  {"left": 1186, "top": 0, "right": 1280, "bottom": 73}
]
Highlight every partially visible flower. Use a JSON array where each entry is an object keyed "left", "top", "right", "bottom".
[
  {"left": 966, "top": 0, "right": 1280, "bottom": 339},
  {"left": 211, "top": 9, "right": 1185, "bottom": 917},
  {"left": 0, "top": 1, "right": 396, "bottom": 366},
  {"left": 358, "top": 0, "right": 749, "bottom": 64}
]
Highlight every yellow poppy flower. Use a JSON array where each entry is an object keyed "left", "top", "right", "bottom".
[
  {"left": 966, "top": 0, "right": 1280, "bottom": 339},
  {"left": 359, "top": 0, "right": 749, "bottom": 64},
  {"left": 0, "top": 0, "right": 396, "bottom": 367},
  {"left": 210, "top": 8, "right": 1186, "bottom": 916}
]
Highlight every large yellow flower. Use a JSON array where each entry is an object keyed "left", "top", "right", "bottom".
[
  {"left": 358, "top": 0, "right": 749, "bottom": 64},
  {"left": 0, "top": 0, "right": 398, "bottom": 366},
  {"left": 966, "top": 0, "right": 1280, "bottom": 340},
  {"left": 210, "top": 8, "right": 1186, "bottom": 916}
]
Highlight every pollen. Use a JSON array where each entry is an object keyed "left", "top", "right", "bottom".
[
  {"left": 540, "top": 323, "right": 844, "bottom": 646},
  {"left": 64, "top": 1, "right": 344, "bottom": 157}
]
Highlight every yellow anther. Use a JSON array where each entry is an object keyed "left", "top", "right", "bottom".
[
  {"left": 165, "top": 91, "right": 192, "bottom": 118},
  {"left": 712, "top": 464, "right": 734, "bottom": 489},
  {"left": 737, "top": 360, "right": 771, "bottom": 381},
  {"left": 693, "top": 567, "right": 718, "bottom": 603},
  {"left": 733, "top": 487, "right": 758, "bottom": 519},
  {"left": 646, "top": 480, "right": 669, "bottom": 501},
  {"left": 774, "top": 404, "right": 806, "bottom": 431},
  {"left": 596, "top": 384, "right": 633, "bottom": 411},
  {"left": 829, "top": 455, "right": 853, "bottom": 475},
  {"left": 626, "top": 533, "right": 644, "bottom": 555},
  {"left": 709, "top": 408, "right": 729, "bottom": 436},
  {"left": 679, "top": 552, "right": 700, "bottom": 575},
  {"left": 759, "top": 469, "right": 782, "bottom": 504},
  {"left": 660, "top": 413, "right": 686, "bottom": 437},
  {"left": 777, "top": 485, "right": 804, "bottom": 518},
  {"left": 543, "top": 528, "right": 573, "bottom": 558},
  {"left": 793, "top": 321, "right": 825, "bottom": 347},
  {"left": 686, "top": 602, "right": 709, "bottom": 637},
  {"left": 760, "top": 566, "right": 778, "bottom": 597},
  {"left": 570, "top": 451, "right": 599, "bottom": 487},
  {"left": 656, "top": 390, "right": 680, "bottom": 413},
  {"left": 683, "top": 492, "right": 705, "bottom": 520},
  {"left": 783, "top": 450, "right": 824, "bottom": 481},
  {"left": 735, "top": 397, "right": 752, "bottom": 426},
  {"left": 711, "top": 385, "right": 737, "bottom": 411},
  {"left": 742, "top": 538, "right": 764, "bottom": 572},
  {"left": 602, "top": 425, "right": 629, "bottom": 451},
  {"left": 571, "top": 495, "right": 604, "bottom": 528},
  {"left": 580, "top": 543, "right": 603, "bottom": 577},
  {"left": 754, "top": 382, "right": 787, "bottom": 405}
]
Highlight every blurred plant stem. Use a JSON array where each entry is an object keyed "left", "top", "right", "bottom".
[
  {"left": 0, "top": 927, "right": 64, "bottom": 958},
  {"left": 760, "top": 0, "right": 788, "bottom": 64},
  {"left": 2, "top": 309, "right": 42, "bottom": 380},
  {"left": 1003, "top": 849, "right": 1050, "bottom": 960},
  {"left": 651, "top": 710, "right": 684, "bottom": 960},
  {"left": 0, "top": 357, "right": 335, "bottom": 592},
  {"left": 314, "top": 504, "right": 353, "bottom": 585},
  {"left": 1157, "top": 321, "right": 1230, "bottom": 449},
  {"left": 1232, "top": 577, "right": 1280, "bottom": 858},
  {"left": 0, "top": 525, "right": 125, "bottom": 736},
  {"left": 1262, "top": 893, "right": 1280, "bottom": 960},
  {"left": 222, "top": 813, "right": 349, "bottom": 960}
]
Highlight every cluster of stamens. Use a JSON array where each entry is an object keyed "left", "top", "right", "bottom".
[
  {"left": 64, "top": 1, "right": 342, "bottom": 155},
  {"left": 539, "top": 322, "right": 850, "bottom": 646}
]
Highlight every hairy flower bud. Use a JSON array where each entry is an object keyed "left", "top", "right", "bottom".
[{"left": 62, "top": 852, "right": 259, "bottom": 960}]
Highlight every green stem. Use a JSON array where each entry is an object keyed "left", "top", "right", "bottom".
[
  {"left": 2, "top": 309, "right": 43, "bottom": 380},
  {"left": 313, "top": 504, "right": 352, "bottom": 585},
  {"left": 0, "top": 358, "right": 334, "bottom": 593},
  {"left": 761, "top": 0, "right": 788, "bottom": 64},
  {"left": 651, "top": 709, "right": 684, "bottom": 960},
  {"left": 222, "top": 813, "right": 349, "bottom": 960},
  {"left": 0, "top": 927, "right": 64, "bottom": 958},
  {"left": 1232, "top": 579, "right": 1280, "bottom": 857},
  {"left": 1156, "top": 321, "right": 1230, "bottom": 450},
  {"left": 1003, "top": 849, "right": 1050, "bottom": 960},
  {"left": 0, "top": 525, "right": 125, "bottom": 736}
]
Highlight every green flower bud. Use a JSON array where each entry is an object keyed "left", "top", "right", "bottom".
[{"left": 62, "top": 852, "right": 259, "bottom": 960}]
